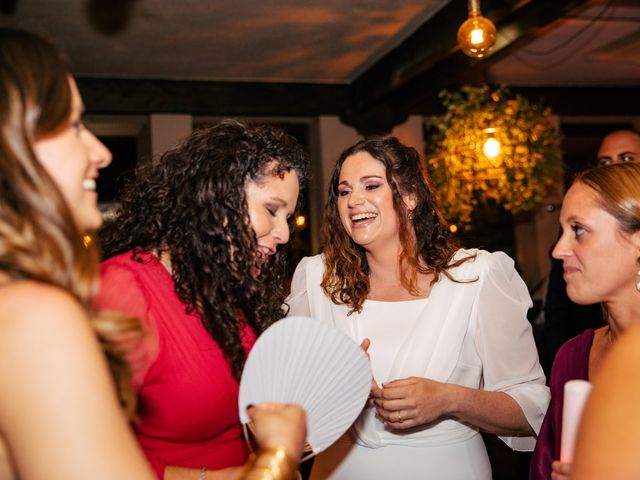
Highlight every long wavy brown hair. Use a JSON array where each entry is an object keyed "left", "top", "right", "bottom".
[
  {"left": 0, "top": 28, "right": 141, "bottom": 417},
  {"left": 100, "top": 120, "right": 309, "bottom": 379},
  {"left": 321, "top": 136, "right": 473, "bottom": 314}
]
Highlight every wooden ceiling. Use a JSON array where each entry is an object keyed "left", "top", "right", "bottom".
[{"left": 2, "top": 0, "right": 639, "bottom": 134}]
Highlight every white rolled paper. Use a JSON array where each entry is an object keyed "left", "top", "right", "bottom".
[{"left": 560, "top": 379, "right": 593, "bottom": 463}]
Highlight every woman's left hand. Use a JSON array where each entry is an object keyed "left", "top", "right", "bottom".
[{"left": 373, "top": 376, "right": 455, "bottom": 430}]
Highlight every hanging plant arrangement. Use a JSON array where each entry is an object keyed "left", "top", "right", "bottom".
[{"left": 424, "top": 85, "right": 562, "bottom": 227}]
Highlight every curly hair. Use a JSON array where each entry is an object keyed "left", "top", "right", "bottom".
[
  {"left": 321, "top": 136, "right": 473, "bottom": 314},
  {"left": 0, "top": 28, "right": 141, "bottom": 418},
  {"left": 100, "top": 120, "right": 309, "bottom": 379}
]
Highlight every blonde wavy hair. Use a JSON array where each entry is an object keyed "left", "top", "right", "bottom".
[
  {"left": 0, "top": 28, "right": 141, "bottom": 418},
  {"left": 576, "top": 163, "right": 640, "bottom": 236}
]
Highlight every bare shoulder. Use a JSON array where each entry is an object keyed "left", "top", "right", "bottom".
[
  {"left": 611, "top": 324, "right": 640, "bottom": 360},
  {"left": 0, "top": 280, "right": 94, "bottom": 366},
  {"left": 596, "top": 324, "right": 640, "bottom": 384},
  {"left": 0, "top": 280, "right": 86, "bottom": 330},
  {"left": 0, "top": 280, "right": 155, "bottom": 480}
]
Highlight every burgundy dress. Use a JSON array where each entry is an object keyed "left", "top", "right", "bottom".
[
  {"left": 99, "top": 251, "right": 256, "bottom": 478},
  {"left": 529, "top": 329, "right": 594, "bottom": 480}
]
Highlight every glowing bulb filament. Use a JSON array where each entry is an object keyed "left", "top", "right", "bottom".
[
  {"left": 457, "top": 0, "right": 496, "bottom": 58},
  {"left": 483, "top": 137, "right": 501, "bottom": 159},
  {"left": 470, "top": 28, "right": 484, "bottom": 45}
]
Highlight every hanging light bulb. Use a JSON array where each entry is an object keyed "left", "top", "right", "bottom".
[
  {"left": 457, "top": 0, "right": 496, "bottom": 58},
  {"left": 482, "top": 128, "right": 501, "bottom": 159}
]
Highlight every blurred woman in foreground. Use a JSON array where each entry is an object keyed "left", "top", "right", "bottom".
[
  {"left": 0, "top": 28, "right": 305, "bottom": 480},
  {"left": 0, "top": 26, "right": 154, "bottom": 480}
]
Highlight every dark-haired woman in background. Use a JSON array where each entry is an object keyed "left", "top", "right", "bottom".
[
  {"left": 99, "top": 120, "right": 310, "bottom": 479},
  {"left": 288, "top": 136, "right": 549, "bottom": 479}
]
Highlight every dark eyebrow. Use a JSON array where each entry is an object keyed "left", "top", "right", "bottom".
[
  {"left": 617, "top": 151, "right": 637, "bottom": 157},
  {"left": 338, "top": 175, "right": 383, "bottom": 186},
  {"left": 268, "top": 196, "right": 287, "bottom": 206}
]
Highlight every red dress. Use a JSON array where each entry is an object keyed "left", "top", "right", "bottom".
[{"left": 99, "top": 251, "right": 256, "bottom": 478}]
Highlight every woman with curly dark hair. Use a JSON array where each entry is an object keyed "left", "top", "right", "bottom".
[
  {"left": 287, "top": 136, "right": 549, "bottom": 479},
  {"left": 98, "top": 120, "right": 310, "bottom": 480}
]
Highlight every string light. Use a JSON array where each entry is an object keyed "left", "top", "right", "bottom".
[{"left": 457, "top": 0, "right": 496, "bottom": 58}]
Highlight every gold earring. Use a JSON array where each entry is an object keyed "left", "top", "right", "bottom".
[{"left": 636, "top": 257, "right": 640, "bottom": 292}]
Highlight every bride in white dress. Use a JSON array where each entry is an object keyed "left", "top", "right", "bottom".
[{"left": 287, "top": 137, "right": 550, "bottom": 479}]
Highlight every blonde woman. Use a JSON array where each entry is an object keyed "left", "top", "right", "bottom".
[
  {"left": 531, "top": 162, "right": 640, "bottom": 480},
  {"left": 0, "top": 27, "right": 153, "bottom": 480}
]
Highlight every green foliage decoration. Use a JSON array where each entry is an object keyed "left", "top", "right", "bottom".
[{"left": 424, "top": 85, "right": 562, "bottom": 227}]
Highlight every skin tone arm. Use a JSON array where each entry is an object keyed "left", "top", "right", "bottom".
[
  {"left": 165, "top": 404, "right": 306, "bottom": 480},
  {"left": 571, "top": 324, "right": 640, "bottom": 480},
  {"left": 372, "top": 377, "right": 533, "bottom": 435},
  {"left": 0, "top": 281, "right": 154, "bottom": 480},
  {"left": 246, "top": 403, "right": 306, "bottom": 462},
  {"left": 0, "top": 435, "right": 16, "bottom": 480}
]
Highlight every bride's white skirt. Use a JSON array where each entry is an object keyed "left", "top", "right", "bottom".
[{"left": 310, "top": 433, "right": 492, "bottom": 480}]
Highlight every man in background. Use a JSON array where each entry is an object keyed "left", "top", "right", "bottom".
[{"left": 596, "top": 129, "right": 640, "bottom": 166}]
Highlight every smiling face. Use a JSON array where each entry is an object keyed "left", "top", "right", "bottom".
[
  {"left": 33, "top": 76, "right": 112, "bottom": 232},
  {"left": 245, "top": 167, "right": 299, "bottom": 261},
  {"left": 553, "top": 182, "right": 640, "bottom": 309},
  {"left": 336, "top": 151, "right": 401, "bottom": 251}
]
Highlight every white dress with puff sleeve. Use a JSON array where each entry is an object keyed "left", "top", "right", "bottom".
[{"left": 286, "top": 249, "right": 549, "bottom": 480}]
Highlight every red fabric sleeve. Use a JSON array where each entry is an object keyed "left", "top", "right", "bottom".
[{"left": 98, "top": 261, "right": 159, "bottom": 390}]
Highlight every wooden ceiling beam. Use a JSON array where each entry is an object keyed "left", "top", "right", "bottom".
[
  {"left": 410, "top": 86, "right": 640, "bottom": 116},
  {"left": 76, "top": 77, "right": 350, "bottom": 117}
]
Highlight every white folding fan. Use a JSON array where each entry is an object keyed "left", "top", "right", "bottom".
[{"left": 238, "top": 315, "right": 372, "bottom": 455}]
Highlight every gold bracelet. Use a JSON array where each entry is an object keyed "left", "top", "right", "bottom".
[{"left": 240, "top": 446, "right": 298, "bottom": 480}]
